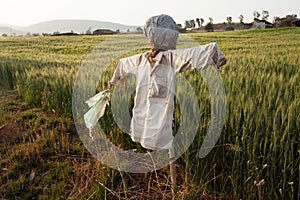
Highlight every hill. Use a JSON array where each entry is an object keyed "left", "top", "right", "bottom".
[
  {"left": 0, "top": 26, "right": 26, "bottom": 36},
  {"left": 0, "top": 19, "right": 141, "bottom": 36}
]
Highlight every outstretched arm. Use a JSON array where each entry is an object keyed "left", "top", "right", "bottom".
[{"left": 171, "top": 42, "right": 226, "bottom": 73}]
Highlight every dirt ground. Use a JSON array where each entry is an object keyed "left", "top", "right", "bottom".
[{"left": 0, "top": 89, "right": 26, "bottom": 143}]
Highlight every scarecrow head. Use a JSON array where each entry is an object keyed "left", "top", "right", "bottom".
[{"left": 144, "top": 14, "right": 179, "bottom": 51}]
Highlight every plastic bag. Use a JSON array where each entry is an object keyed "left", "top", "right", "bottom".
[{"left": 84, "top": 90, "right": 110, "bottom": 140}]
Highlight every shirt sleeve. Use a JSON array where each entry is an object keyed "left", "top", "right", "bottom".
[
  {"left": 110, "top": 53, "right": 142, "bottom": 85},
  {"left": 171, "top": 42, "right": 224, "bottom": 73}
]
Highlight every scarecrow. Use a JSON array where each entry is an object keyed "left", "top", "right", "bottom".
[{"left": 84, "top": 14, "right": 227, "bottom": 193}]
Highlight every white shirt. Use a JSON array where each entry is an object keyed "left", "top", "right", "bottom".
[{"left": 110, "top": 42, "right": 224, "bottom": 150}]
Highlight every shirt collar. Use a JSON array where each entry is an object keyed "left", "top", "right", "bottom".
[
  {"left": 154, "top": 52, "right": 163, "bottom": 63},
  {"left": 144, "top": 51, "right": 164, "bottom": 63}
]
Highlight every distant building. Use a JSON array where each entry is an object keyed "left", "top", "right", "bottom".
[
  {"left": 292, "top": 19, "right": 300, "bottom": 27},
  {"left": 51, "top": 32, "right": 79, "bottom": 36},
  {"left": 243, "top": 22, "right": 254, "bottom": 29},
  {"left": 253, "top": 18, "right": 274, "bottom": 29},
  {"left": 93, "top": 29, "right": 117, "bottom": 35}
]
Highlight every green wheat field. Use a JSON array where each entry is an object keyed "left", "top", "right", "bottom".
[{"left": 0, "top": 27, "right": 299, "bottom": 199}]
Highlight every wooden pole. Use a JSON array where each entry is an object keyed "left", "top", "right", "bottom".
[{"left": 169, "top": 147, "right": 177, "bottom": 196}]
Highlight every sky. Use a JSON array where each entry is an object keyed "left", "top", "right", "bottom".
[{"left": 0, "top": 0, "right": 299, "bottom": 27}]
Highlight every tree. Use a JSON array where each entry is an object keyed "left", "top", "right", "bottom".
[
  {"left": 274, "top": 14, "right": 298, "bottom": 27},
  {"left": 227, "top": 16, "right": 233, "bottom": 25},
  {"left": 205, "top": 22, "right": 214, "bottom": 32},
  {"left": 2, "top": 33, "right": 8, "bottom": 37},
  {"left": 262, "top": 10, "right": 269, "bottom": 21},
  {"left": 239, "top": 15, "right": 244, "bottom": 24},
  {"left": 273, "top": 16, "right": 282, "bottom": 27},
  {"left": 196, "top": 18, "right": 204, "bottom": 28},
  {"left": 286, "top": 14, "right": 297, "bottom": 20},
  {"left": 136, "top": 27, "right": 143, "bottom": 33},
  {"left": 196, "top": 18, "right": 200, "bottom": 28},
  {"left": 200, "top": 18, "right": 204, "bottom": 27},
  {"left": 253, "top": 11, "right": 260, "bottom": 19},
  {"left": 42, "top": 33, "right": 50, "bottom": 36},
  {"left": 86, "top": 27, "right": 92, "bottom": 35},
  {"left": 177, "top": 24, "right": 186, "bottom": 33},
  {"left": 184, "top": 20, "right": 191, "bottom": 29},
  {"left": 226, "top": 16, "right": 234, "bottom": 31},
  {"left": 190, "top": 19, "right": 196, "bottom": 29},
  {"left": 205, "top": 18, "right": 214, "bottom": 32}
]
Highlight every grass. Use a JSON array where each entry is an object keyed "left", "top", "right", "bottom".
[{"left": 0, "top": 27, "right": 299, "bottom": 199}]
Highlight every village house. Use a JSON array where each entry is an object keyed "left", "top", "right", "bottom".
[
  {"left": 253, "top": 18, "right": 274, "bottom": 28},
  {"left": 292, "top": 19, "right": 300, "bottom": 27},
  {"left": 93, "top": 29, "right": 117, "bottom": 35}
]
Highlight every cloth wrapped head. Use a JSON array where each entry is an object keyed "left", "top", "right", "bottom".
[{"left": 144, "top": 14, "right": 179, "bottom": 51}]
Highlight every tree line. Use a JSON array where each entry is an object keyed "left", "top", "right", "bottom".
[{"left": 178, "top": 10, "right": 299, "bottom": 32}]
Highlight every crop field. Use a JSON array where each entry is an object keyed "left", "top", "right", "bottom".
[{"left": 0, "top": 28, "right": 299, "bottom": 199}]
